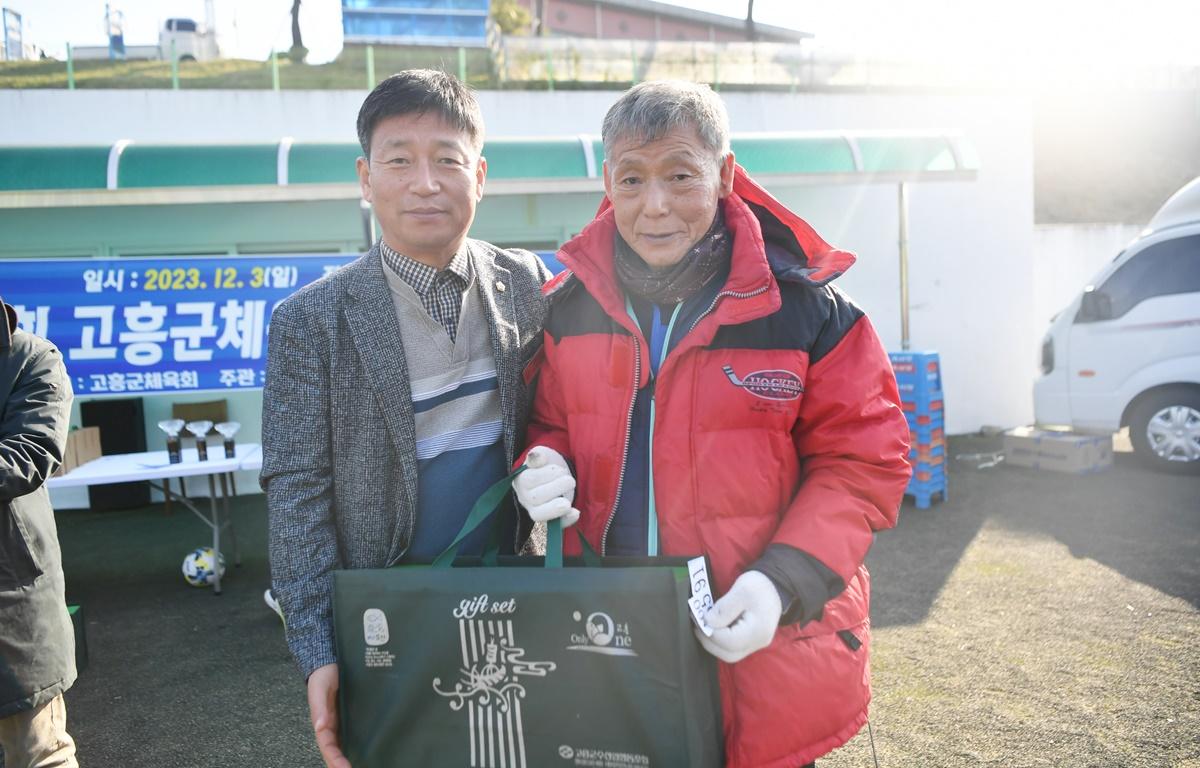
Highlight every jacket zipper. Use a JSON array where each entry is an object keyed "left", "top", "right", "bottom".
[
  {"left": 672, "top": 284, "right": 770, "bottom": 559},
  {"left": 688, "top": 285, "right": 770, "bottom": 335},
  {"left": 600, "top": 333, "right": 641, "bottom": 555},
  {"left": 598, "top": 284, "right": 767, "bottom": 555}
]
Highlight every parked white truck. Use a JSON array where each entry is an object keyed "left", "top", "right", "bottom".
[
  {"left": 1034, "top": 176, "right": 1200, "bottom": 473},
  {"left": 159, "top": 17, "right": 218, "bottom": 62}
]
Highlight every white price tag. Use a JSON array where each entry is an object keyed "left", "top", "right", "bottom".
[{"left": 687, "top": 556, "right": 714, "bottom": 637}]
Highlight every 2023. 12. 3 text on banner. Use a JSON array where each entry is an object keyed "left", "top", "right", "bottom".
[{"left": 3, "top": 254, "right": 357, "bottom": 395}]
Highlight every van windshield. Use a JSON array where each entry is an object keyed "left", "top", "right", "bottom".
[{"left": 1096, "top": 234, "right": 1200, "bottom": 318}]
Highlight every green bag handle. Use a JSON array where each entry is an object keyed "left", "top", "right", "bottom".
[
  {"left": 545, "top": 513, "right": 604, "bottom": 567},
  {"left": 431, "top": 465, "right": 602, "bottom": 569},
  {"left": 574, "top": 521, "right": 602, "bottom": 566},
  {"left": 433, "top": 467, "right": 527, "bottom": 569}
]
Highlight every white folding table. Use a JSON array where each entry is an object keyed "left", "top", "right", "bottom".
[{"left": 48, "top": 442, "right": 262, "bottom": 594}]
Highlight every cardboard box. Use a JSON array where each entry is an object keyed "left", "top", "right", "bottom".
[
  {"left": 1003, "top": 427, "right": 1113, "bottom": 474},
  {"left": 54, "top": 426, "right": 102, "bottom": 477}
]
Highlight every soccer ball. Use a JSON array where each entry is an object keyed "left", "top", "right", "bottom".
[{"left": 182, "top": 547, "right": 226, "bottom": 587}]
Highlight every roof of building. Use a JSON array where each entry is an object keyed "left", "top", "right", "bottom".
[{"left": 592, "top": 0, "right": 812, "bottom": 41}]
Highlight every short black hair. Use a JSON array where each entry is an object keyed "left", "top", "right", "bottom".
[{"left": 356, "top": 69, "right": 484, "bottom": 157}]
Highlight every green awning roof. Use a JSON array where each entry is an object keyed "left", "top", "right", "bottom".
[
  {"left": 119, "top": 144, "right": 279, "bottom": 188},
  {"left": 0, "top": 146, "right": 110, "bottom": 191},
  {"left": 0, "top": 134, "right": 977, "bottom": 204}
]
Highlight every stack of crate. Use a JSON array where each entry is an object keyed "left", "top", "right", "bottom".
[{"left": 888, "top": 351, "right": 947, "bottom": 509}]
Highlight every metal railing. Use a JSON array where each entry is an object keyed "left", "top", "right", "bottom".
[{"left": 5, "top": 32, "right": 1197, "bottom": 92}]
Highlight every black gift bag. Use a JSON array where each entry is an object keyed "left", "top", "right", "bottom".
[{"left": 333, "top": 471, "right": 723, "bottom": 768}]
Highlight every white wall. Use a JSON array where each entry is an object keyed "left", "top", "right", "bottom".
[
  {"left": 728, "top": 92, "right": 1036, "bottom": 436},
  {"left": 8, "top": 88, "right": 1035, "bottom": 437},
  {"left": 0, "top": 90, "right": 368, "bottom": 144}
]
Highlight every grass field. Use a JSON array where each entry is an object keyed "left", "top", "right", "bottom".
[{"left": 0, "top": 46, "right": 495, "bottom": 90}]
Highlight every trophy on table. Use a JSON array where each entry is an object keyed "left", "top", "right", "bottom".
[
  {"left": 214, "top": 421, "right": 241, "bottom": 459},
  {"left": 185, "top": 420, "right": 214, "bottom": 461},
  {"left": 157, "top": 419, "right": 186, "bottom": 464}
]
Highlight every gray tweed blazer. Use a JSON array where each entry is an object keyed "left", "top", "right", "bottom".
[{"left": 260, "top": 241, "right": 551, "bottom": 678}]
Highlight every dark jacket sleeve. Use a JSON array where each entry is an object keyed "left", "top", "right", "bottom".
[
  {"left": 0, "top": 326, "right": 77, "bottom": 715},
  {"left": 1, "top": 343, "right": 72, "bottom": 502},
  {"left": 752, "top": 544, "right": 846, "bottom": 626}
]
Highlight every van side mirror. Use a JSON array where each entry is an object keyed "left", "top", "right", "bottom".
[{"left": 1077, "top": 289, "right": 1113, "bottom": 322}]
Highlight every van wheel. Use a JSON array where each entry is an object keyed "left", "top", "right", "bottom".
[{"left": 1129, "top": 388, "right": 1200, "bottom": 473}]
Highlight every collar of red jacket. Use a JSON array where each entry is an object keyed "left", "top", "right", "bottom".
[{"left": 553, "top": 165, "right": 856, "bottom": 316}]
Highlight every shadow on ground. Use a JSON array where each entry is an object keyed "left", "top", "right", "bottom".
[{"left": 867, "top": 434, "right": 1199, "bottom": 630}]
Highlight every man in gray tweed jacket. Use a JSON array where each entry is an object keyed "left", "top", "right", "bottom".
[{"left": 260, "top": 70, "right": 551, "bottom": 768}]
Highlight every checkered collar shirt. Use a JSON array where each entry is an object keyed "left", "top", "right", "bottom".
[{"left": 380, "top": 239, "right": 473, "bottom": 342}]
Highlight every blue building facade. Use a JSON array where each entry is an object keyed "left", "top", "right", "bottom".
[{"left": 342, "top": 0, "right": 491, "bottom": 47}]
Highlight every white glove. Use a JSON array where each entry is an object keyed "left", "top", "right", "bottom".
[
  {"left": 696, "top": 570, "right": 782, "bottom": 663},
  {"left": 514, "top": 446, "right": 580, "bottom": 528}
]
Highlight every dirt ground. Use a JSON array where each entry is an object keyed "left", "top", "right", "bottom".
[
  {"left": 8, "top": 434, "right": 1198, "bottom": 768},
  {"left": 825, "top": 435, "right": 1199, "bottom": 768}
]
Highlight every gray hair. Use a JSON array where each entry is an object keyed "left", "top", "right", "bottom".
[{"left": 601, "top": 81, "right": 731, "bottom": 165}]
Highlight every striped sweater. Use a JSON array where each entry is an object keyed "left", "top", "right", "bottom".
[{"left": 382, "top": 255, "right": 510, "bottom": 560}]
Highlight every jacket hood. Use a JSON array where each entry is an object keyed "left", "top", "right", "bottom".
[{"left": 581, "top": 164, "right": 856, "bottom": 288}]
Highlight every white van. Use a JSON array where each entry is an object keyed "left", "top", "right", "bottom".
[
  {"left": 1034, "top": 177, "right": 1200, "bottom": 473},
  {"left": 159, "top": 17, "right": 218, "bottom": 62}
]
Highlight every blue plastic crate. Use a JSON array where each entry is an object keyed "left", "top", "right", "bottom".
[
  {"left": 900, "top": 388, "right": 944, "bottom": 411},
  {"left": 889, "top": 351, "right": 941, "bottom": 374},
  {"left": 906, "top": 476, "right": 947, "bottom": 491},
  {"left": 906, "top": 410, "right": 945, "bottom": 430},
  {"left": 896, "top": 373, "right": 942, "bottom": 400},
  {"left": 905, "top": 484, "right": 947, "bottom": 509},
  {"left": 908, "top": 464, "right": 946, "bottom": 484},
  {"left": 907, "top": 474, "right": 947, "bottom": 499},
  {"left": 911, "top": 460, "right": 946, "bottom": 479},
  {"left": 890, "top": 351, "right": 942, "bottom": 395},
  {"left": 908, "top": 442, "right": 946, "bottom": 462},
  {"left": 906, "top": 465, "right": 948, "bottom": 484},
  {"left": 909, "top": 423, "right": 945, "bottom": 444}
]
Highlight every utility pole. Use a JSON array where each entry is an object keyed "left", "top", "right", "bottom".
[{"left": 291, "top": 0, "right": 303, "bottom": 50}]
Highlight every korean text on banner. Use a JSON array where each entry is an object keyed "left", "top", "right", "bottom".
[{"left": 3, "top": 255, "right": 357, "bottom": 395}]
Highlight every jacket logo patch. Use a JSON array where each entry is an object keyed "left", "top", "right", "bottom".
[{"left": 722, "top": 365, "right": 804, "bottom": 401}]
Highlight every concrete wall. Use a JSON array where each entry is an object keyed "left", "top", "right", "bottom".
[{"left": 7, "top": 88, "right": 1034, "bottom": 437}]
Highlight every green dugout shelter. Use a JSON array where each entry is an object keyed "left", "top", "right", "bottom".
[
  {"left": 1, "top": 134, "right": 975, "bottom": 501},
  {"left": 0, "top": 132, "right": 976, "bottom": 257}
]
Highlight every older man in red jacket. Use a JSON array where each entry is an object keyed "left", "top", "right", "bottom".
[{"left": 514, "top": 81, "right": 911, "bottom": 768}]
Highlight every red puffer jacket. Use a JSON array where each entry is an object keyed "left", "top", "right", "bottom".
[{"left": 523, "top": 167, "right": 911, "bottom": 768}]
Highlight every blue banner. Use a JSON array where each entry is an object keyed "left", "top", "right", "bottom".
[
  {"left": 4, "top": 255, "right": 358, "bottom": 396},
  {"left": 537, "top": 250, "right": 565, "bottom": 275}
]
